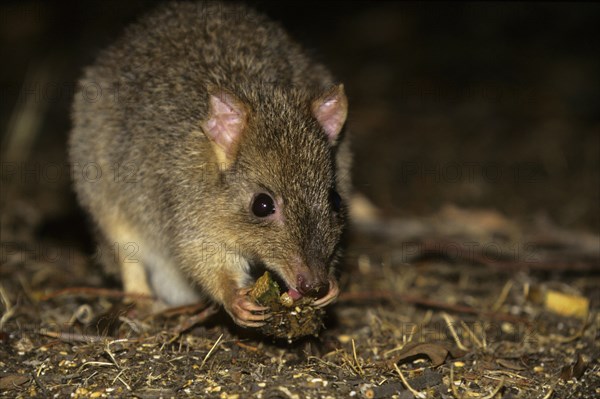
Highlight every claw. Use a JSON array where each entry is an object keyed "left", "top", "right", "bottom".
[
  {"left": 227, "top": 288, "right": 271, "bottom": 328},
  {"left": 313, "top": 277, "right": 339, "bottom": 308}
]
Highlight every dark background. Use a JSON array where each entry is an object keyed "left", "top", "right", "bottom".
[{"left": 2, "top": 1, "right": 599, "bottom": 243}]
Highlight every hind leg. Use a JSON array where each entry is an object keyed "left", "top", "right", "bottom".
[{"left": 94, "top": 219, "right": 164, "bottom": 313}]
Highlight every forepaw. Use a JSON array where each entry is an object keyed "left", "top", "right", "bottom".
[
  {"left": 227, "top": 288, "right": 271, "bottom": 328},
  {"left": 313, "top": 278, "right": 339, "bottom": 308}
]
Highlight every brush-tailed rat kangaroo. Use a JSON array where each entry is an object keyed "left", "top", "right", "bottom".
[{"left": 69, "top": 1, "right": 351, "bottom": 327}]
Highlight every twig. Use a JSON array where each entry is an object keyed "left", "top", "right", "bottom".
[
  {"left": 77, "top": 361, "right": 116, "bottom": 374},
  {"left": 235, "top": 341, "right": 259, "bottom": 352},
  {"left": 539, "top": 313, "right": 591, "bottom": 344},
  {"left": 0, "top": 283, "right": 16, "bottom": 329},
  {"left": 31, "top": 372, "right": 50, "bottom": 398},
  {"left": 82, "top": 371, "right": 98, "bottom": 385},
  {"left": 154, "top": 302, "right": 209, "bottom": 317},
  {"left": 39, "top": 287, "right": 154, "bottom": 301},
  {"left": 418, "top": 239, "right": 599, "bottom": 272},
  {"left": 306, "top": 355, "right": 341, "bottom": 369},
  {"left": 112, "top": 369, "right": 131, "bottom": 391},
  {"left": 459, "top": 320, "right": 484, "bottom": 350},
  {"left": 443, "top": 313, "right": 468, "bottom": 351},
  {"left": 449, "top": 365, "right": 463, "bottom": 399},
  {"left": 338, "top": 291, "right": 530, "bottom": 324},
  {"left": 38, "top": 329, "right": 109, "bottom": 343},
  {"left": 491, "top": 280, "right": 513, "bottom": 312},
  {"left": 104, "top": 343, "right": 120, "bottom": 369},
  {"left": 480, "top": 376, "right": 504, "bottom": 399},
  {"left": 351, "top": 339, "right": 364, "bottom": 376},
  {"left": 394, "top": 363, "right": 425, "bottom": 398},
  {"left": 200, "top": 334, "right": 223, "bottom": 370},
  {"left": 541, "top": 385, "right": 554, "bottom": 399},
  {"left": 168, "top": 304, "right": 219, "bottom": 343}
]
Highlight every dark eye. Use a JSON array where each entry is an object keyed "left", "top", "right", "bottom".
[
  {"left": 251, "top": 193, "right": 276, "bottom": 217},
  {"left": 330, "top": 189, "right": 342, "bottom": 213}
]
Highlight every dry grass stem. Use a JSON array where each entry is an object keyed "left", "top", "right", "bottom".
[
  {"left": 394, "top": 363, "right": 426, "bottom": 398},
  {"left": 200, "top": 333, "right": 223, "bottom": 370},
  {"left": 0, "top": 283, "right": 16, "bottom": 329},
  {"left": 351, "top": 339, "right": 364, "bottom": 376},
  {"left": 492, "top": 280, "right": 513, "bottom": 311},
  {"left": 443, "top": 313, "right": 468, "bottom": 351}
]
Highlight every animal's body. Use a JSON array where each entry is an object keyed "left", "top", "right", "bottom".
[{"left": 70, "top": 1, "right": 351, "bottom": 327}]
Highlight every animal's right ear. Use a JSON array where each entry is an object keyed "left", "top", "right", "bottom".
[
  {"left": 200, "top": 88, "right": 247, "bottom": 166},
  {"left": 312, "top": 84, "right": 348, "bottom": 144}
]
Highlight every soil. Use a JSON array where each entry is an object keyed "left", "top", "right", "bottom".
[{"left": 1, "top": 2, "right": 599, "bottom": 398}]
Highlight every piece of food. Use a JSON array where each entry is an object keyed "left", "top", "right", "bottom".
[{"left": 249, "top": 272, "right": 325, "bottom": 341}]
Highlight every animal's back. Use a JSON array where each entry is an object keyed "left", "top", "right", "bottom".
[{"left": 69, "top": 1, "right": 335, "bottom": 243}]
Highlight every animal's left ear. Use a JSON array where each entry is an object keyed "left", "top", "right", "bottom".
[{"left": 312, "top": 84, "right": 348, "bottom": 143}]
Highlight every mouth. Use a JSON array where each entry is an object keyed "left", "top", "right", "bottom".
[{"left": 248, "top": 261, "right": 303, "bottom": 300}]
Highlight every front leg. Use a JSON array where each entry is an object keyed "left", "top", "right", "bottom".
[
  {"left": 224, "top": 287, "right": 271, "bottom": 328},
  {"left": 205, "top": 267, "right": 271, "bottom": 328},
  {"left": 184, "top": 245, "right": 271, "bottom": 328}
]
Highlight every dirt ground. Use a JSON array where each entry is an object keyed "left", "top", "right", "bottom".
[{"left": 1, "top": 2, "right": 599, "bottom": 398}]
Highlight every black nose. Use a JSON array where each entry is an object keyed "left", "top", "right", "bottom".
[{"left": 297, "top": 274, "right": 328, "bottom": 298}]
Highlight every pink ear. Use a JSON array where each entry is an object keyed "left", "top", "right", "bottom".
[
  {"left": 312, "top": 84, "right": 348, "bottom": 143},
  {"left": 201, "top": 88, "right": 247, "bottom": 156}
]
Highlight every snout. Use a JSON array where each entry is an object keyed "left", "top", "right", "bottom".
[{"left": 279, "top": 255, "right": 330, "bottom": 300}]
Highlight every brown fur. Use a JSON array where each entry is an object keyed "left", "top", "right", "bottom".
[{"left": 69, "top": 1, "right": 351, "bottom": 326}]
